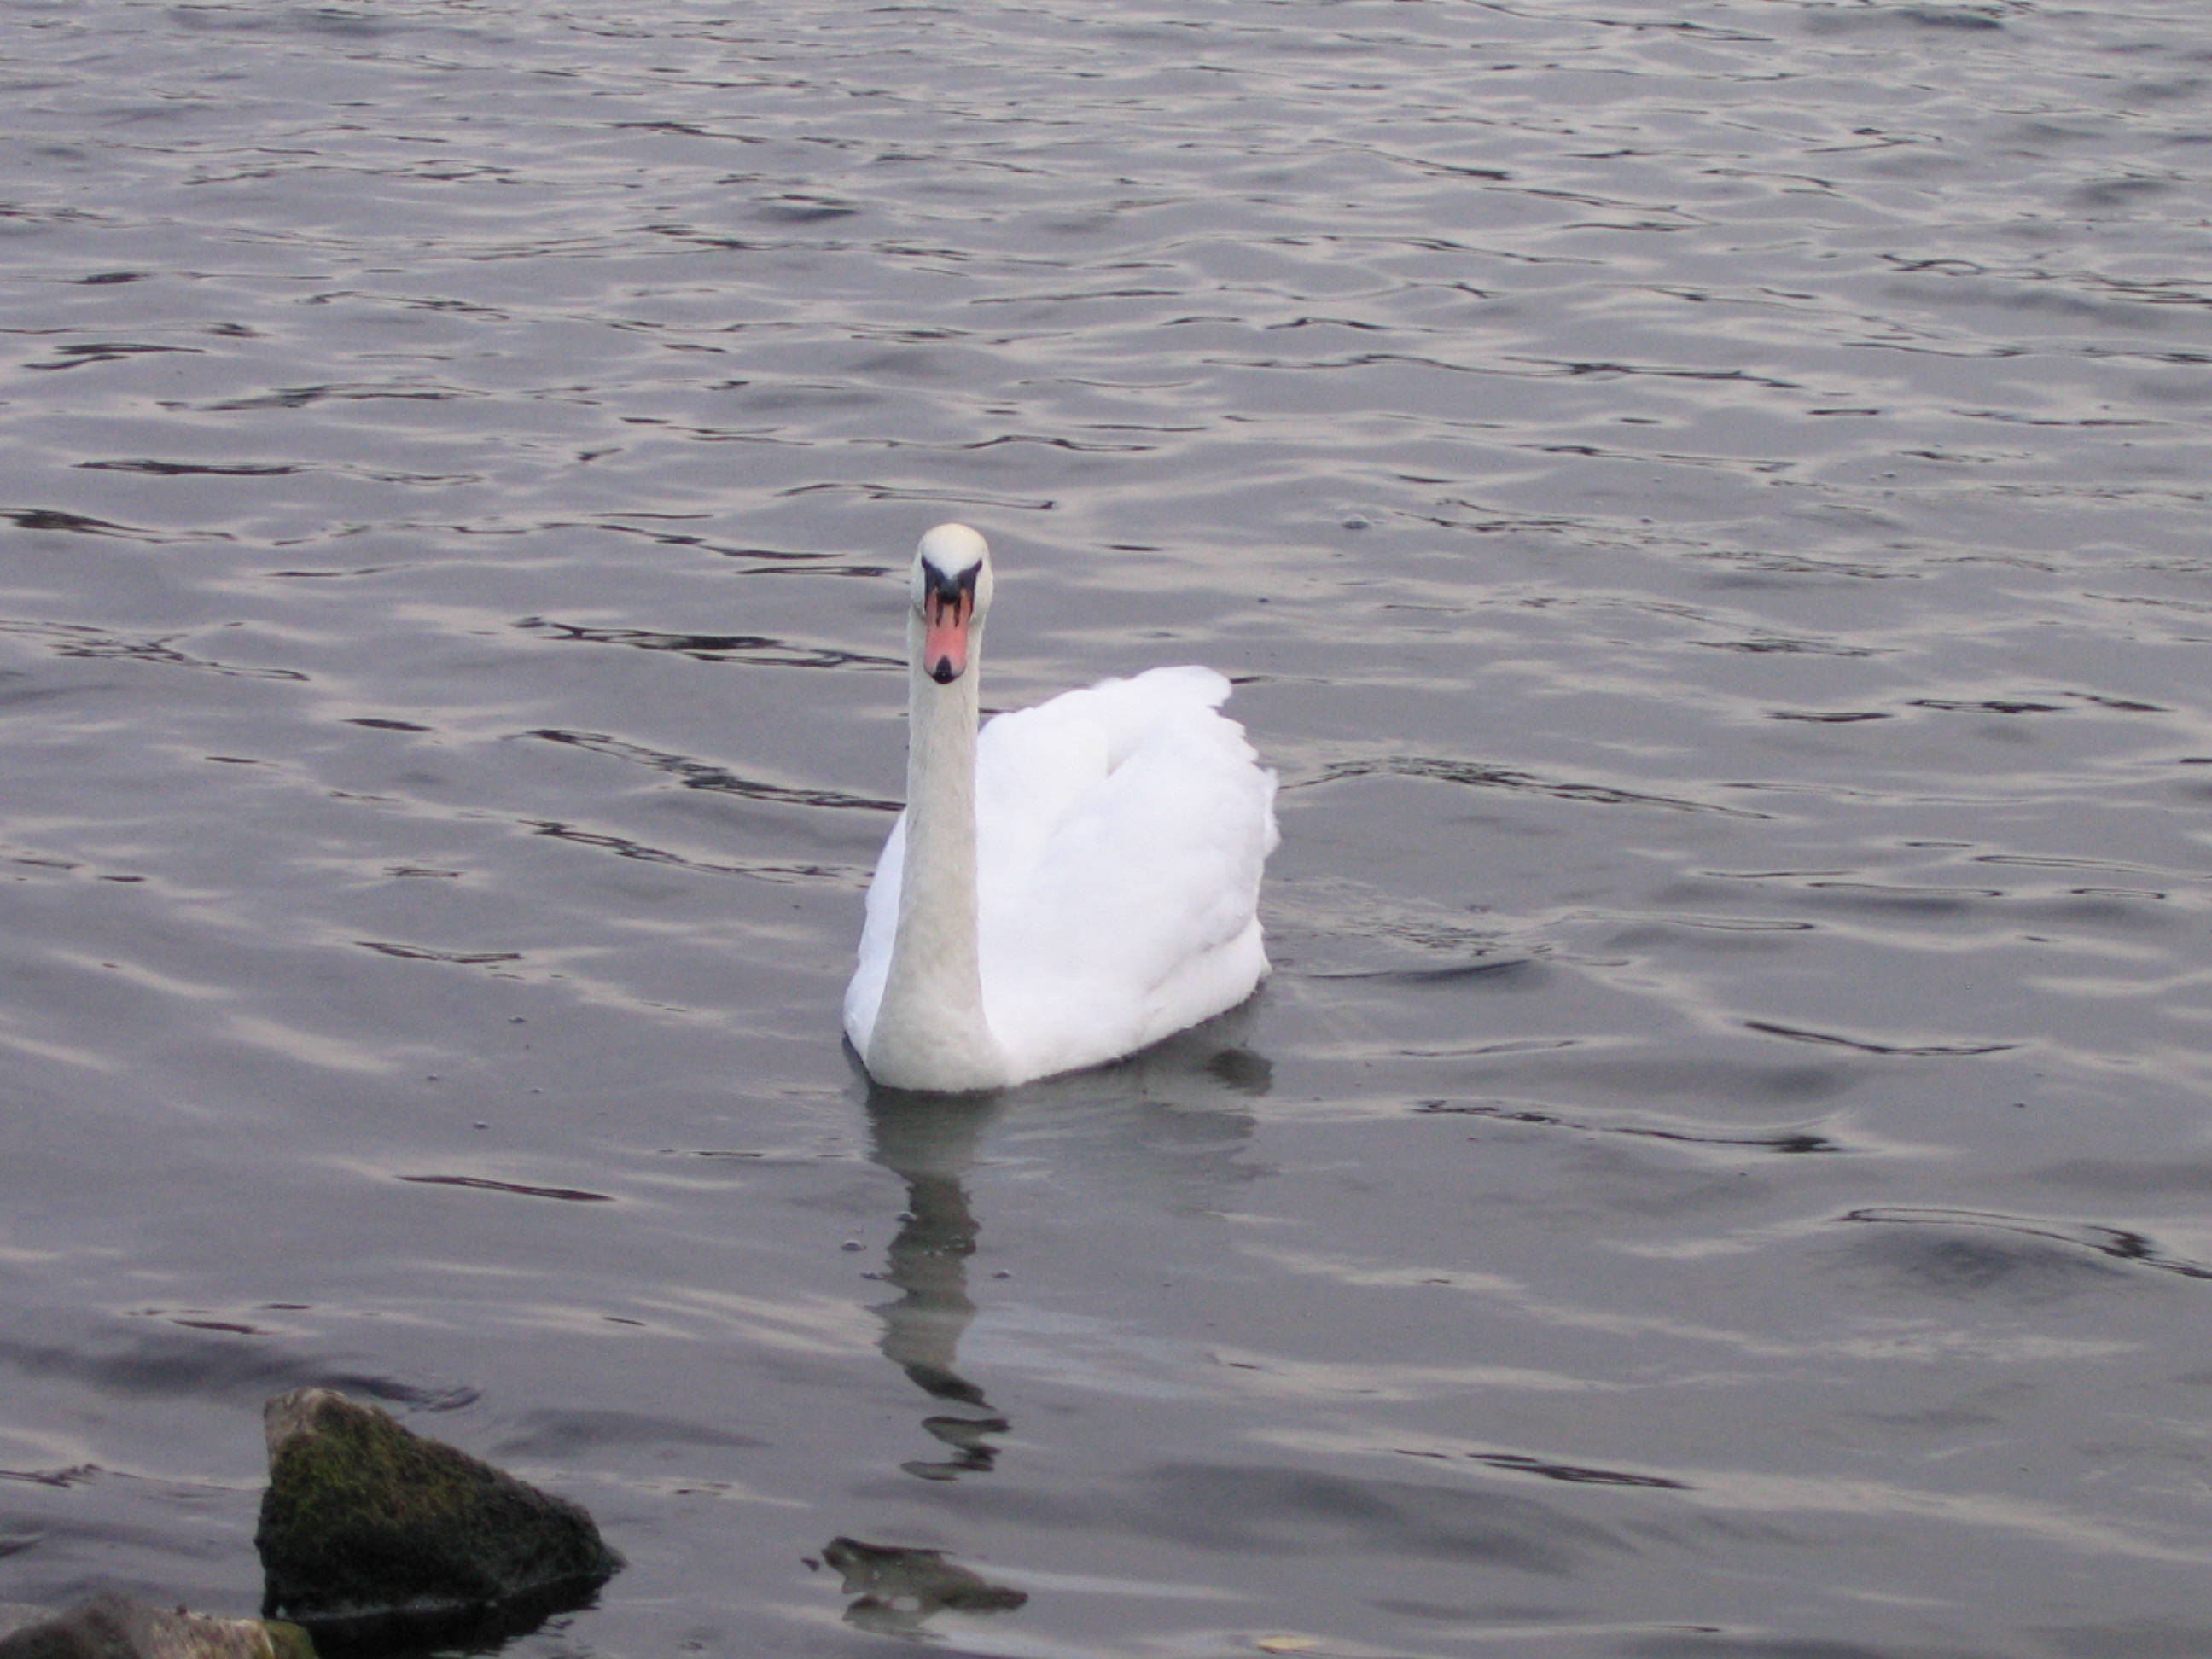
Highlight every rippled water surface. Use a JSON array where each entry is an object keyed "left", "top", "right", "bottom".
[{"left": 3, "top": 0, "right": 2211, "bottom": 1653}]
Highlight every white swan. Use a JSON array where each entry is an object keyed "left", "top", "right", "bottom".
[{"left": 843, "top": 524, "right": 1278, "bottom": 1092}]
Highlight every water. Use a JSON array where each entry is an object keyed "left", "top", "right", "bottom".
[{"left": 2, "top": 0, "right": 2209, "bottom": 1653}]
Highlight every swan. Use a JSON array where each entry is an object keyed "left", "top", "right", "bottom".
[{"left": 843, "top": 524, "right": 1278, "bottom": 1092}]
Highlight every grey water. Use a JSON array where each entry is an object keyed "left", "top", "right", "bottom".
[{"left": 1, "top": 0, "right": 2209, "bottom": 1654}]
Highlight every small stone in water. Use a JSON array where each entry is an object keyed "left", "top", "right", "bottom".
[
  {"left": 256, "top": 1388, "right": 620, "bottom": 1637},
  {"left": 0, "top": 1593, "right": 312, "bottom": 1659}
]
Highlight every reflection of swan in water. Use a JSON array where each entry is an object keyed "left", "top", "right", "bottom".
[
  {"left": 858, "top": 1003, "right": 1273, "bottom": 1467},
  {"left": 824, "top": 1016, "right": 1273, "bottom": 1630},
  {"left": 844, "top": 523, "right": 1278, "bottom": 1093},
  {"left": 864, "top": 1086, "right": 1008, "bottom": 1480}
]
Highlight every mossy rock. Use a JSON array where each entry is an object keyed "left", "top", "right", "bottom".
[
  {"left": 0, "top": 1592, "right": 314, "bottom": 1659},
  {"left": 255, "top": 1389, "right": 620, "bottom": 1628}
]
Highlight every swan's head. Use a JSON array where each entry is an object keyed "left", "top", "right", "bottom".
[{"left": 911, "top": 523, "right": 992, "bottom": 685}]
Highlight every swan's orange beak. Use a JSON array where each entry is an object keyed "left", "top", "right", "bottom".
[{"left": 922, "top": 585, "right": 975, "bottom": 684}]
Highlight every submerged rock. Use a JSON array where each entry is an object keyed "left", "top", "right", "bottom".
[
  {"left": 0, "top": 1592, "right": 313, "bottom": 1659},
  {"left": 255, "top": 1388, "right": 620, "bottom": 1639},
  {"left": 821, "top": 1535, "right": 1026, "bottom": 1635}
]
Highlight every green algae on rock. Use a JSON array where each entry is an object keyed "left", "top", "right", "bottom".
[
  {"left": 255, "top": 1388, "right": 621, "bottom": 1633},
  {"left": 0, "top": 1592, "right": 315, "bottom": 1659}
]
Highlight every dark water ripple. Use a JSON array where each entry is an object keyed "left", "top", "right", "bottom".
[{"left": 2, "top": 0, "right": 2211, "bottom": 1655}]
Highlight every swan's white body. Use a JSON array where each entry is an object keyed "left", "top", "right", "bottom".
[{"left": 844, "top": 526, "right": 1278, "bottom": 1092}]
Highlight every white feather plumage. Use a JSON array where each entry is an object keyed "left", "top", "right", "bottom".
[{"left": 845, "top": 528, "right": 1277, "bottom": 1091}]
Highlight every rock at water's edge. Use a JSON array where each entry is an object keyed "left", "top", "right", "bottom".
[
  {"left": 0, "top": 1592, "right": 315, "bottom": 1659},
  {"left": 255, "top": 1388, "right": 621, "bottom": 1625},
  {"left": 0, "top": 1610, "right": 50, "bottom": 1645}
]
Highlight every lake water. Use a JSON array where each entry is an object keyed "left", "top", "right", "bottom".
[{"left": 2, "top": 0, "right": 2210, "bottom": 1654}]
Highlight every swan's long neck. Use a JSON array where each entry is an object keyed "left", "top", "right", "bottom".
[{"left": 863, "top": 615, "right": 1007, "bottom": 1091}]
